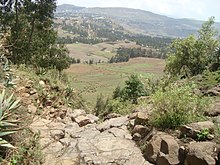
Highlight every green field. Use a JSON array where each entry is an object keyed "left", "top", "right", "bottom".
[{"left": 65, "top": 57, "right": 165, "bottom": 108}]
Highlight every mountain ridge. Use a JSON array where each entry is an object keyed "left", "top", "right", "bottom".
[{"left": 56, "top": 4, "right": 220, "bottom": 38}]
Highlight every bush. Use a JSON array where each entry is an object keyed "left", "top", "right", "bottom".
[
  {"left": 94, "top": 95, "right": 132, "bottom": 117},
  {"left": 193, "top": 70, "right": 220, "bottom": 90},
  {"left": 94, "top": 94, "right": 106, "bottom": 116},
  {"left": 122, "top": 74, "right": 147, "bottom": 104},
  {"left": 151, "top": 82, "right": 209, "bottom": 129},
  {"left": 105, "top": 99, "right": 131, "bottom": 115}
]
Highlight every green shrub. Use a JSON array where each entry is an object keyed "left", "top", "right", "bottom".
[
  {"left": 121, "top": 74, "right": 147, "bottom": 104},
  {"left": 194, "top": 70, "right": 220, "bottom": 90},
  {"left": 151, "top": 82, "right": 209, "bottom": 129},
  {"left": 94, "top": 94, "right": 132, "bottom": 117},
  {"left": 94, "top": 94, "right": 106, "bottom": 116},
  {"left": 197, "top": 128, "right": 210, "bottom": 141},
  {"left": 6, "top": 129, "right": 43, "bottom": 165},
  {"left": 105, "top": 99, "right": 131, "bottom": 115}
]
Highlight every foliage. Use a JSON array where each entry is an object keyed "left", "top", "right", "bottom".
[
  {"left": 0, "top": 55, "right": 16, "bottom": 88},
  {"left": 112, "top": 86, "right": 122, "bottom": 99},
  {"left": 165, "top": 17, "right": 220, "bottom": 77},
  {"left": 105, "top": 99, "right": 131, "bottom": 115},
  {"left": 151, "top": 82, "right": 209, "bottom": 129},
  {"left": 122, "top": 74, "right": 147, "bottom": 104},
  {"left": 0, "top": 90, "right": 20, "bottom": 148},
  {"left": 7, "top": 130, "right": 43, "bottom": 165},
  {"left": 17, "top": 66, "right": 85, "bottom": 109},
  {"left": 0, "top": 0, "right": 71, "bottom": 71},
  {"left": 94, "top": 96, "right": 132, "bottom": 117},
  {"left": 193, "top": 70, "right": 220, "bottom": 90},
  {"left": 0, "top": 33, "right": 14, "bottom": 87},
  {"left": 197, "top": 128, "right": 210, "bottom": 141},
  {"left": 109, "top": 47, "right": 164, "bottom": 63},
  {"left": 94, "top": 94, "right": 106, "bottom": 116}
]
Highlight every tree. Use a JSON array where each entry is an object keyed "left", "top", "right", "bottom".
[
  {"left": 122, "top": 74, "right": 147, "bottom": 104},
  {"left": 165, "top": 17, "right": 220, "bottom": 77},
  {"left": 112, "top": 86, "right": 122, "bottom": 99},
  {"left": 1, "top": 0, "right": 71, "bottom": 71},
  {"left": 95, "top": 94, "right": 106, "bottom": 116}
]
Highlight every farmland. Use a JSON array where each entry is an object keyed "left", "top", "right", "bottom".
[
  {"left": 65, "top": 57, "right": 165, "bottom": 107},
  {"left": 66, "top": 41, "right": 145, "bottom": 62}
]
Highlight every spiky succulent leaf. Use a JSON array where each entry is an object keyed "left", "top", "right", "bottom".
[
  {"left": 0, "top": 138, "right": 16, "bottom": 148},
  {"left": 0, "top": 131, "right": 16, "bottom": 137}
]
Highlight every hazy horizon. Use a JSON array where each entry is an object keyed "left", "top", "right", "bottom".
[{"left": 57, "top": 0, "right": 220, "bottom": 22}]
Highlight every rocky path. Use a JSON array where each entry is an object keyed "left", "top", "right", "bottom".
[
  {"left": 17, "top": 78, "right": 220, "bottom": 165},
  {"left": 30, "top": 110, "right": 151, "bottom": 165}
]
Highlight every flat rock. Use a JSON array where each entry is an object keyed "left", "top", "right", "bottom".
[
  {"left": 77, "top": 131, "right": 149, "bottom": 165},
  {"left": 86, "top": 114, "right": 99, "bottom": 123},
  {"left": 75, "top": 115, "right": 92, "bottom": 127},
  {"left": 70, "top": 109, "right": 86, "bottom": 120},
  {"left": 96, "top": 116, "right": 129, "bottom": 132}
]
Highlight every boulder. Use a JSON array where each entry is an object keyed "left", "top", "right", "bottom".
[
  {"left": 29, "top": 89, "right": 37, "bottom": 95},
  {"left": 144, "top": 132, "right": 179, "bottom": 164},
  {"left": 128, "top": 112, "right": 138, "bottom": 120},
  {"left": 134, "top": 112, "right": 149, "bottom": 125},
  {"left": 86, "top": 114, "right": 99, "bottom": 123},
  {"left": 180, "top": 121, "right": 214, "bottom": 139},
  {"left": 104, "top": 113, "right": 121, "bottom": 120},
  {"left": 156, "top": 136, "right": 180, "bottom": 165},
  {"left": 206, "top": 89, "right": 220, "bottom": 96},
  {"left": 70, "top": 109, "right": 86, "bottom": 121},
  {"left": 28, "top": 104, "right": 37, "bottom": 114},
  {"left": 132, "top": 133, "right": 142, "bottom": 141},
  {"left": 96, "top": 116, "right": 129, "bottom": 132},
  {"left": 214, "top": 116, "right": 220, "bottom": 125},
  {"left": 74, "top": 115, "right": 91, "bottom": 127},
  {"left": 39, "top": 80, "right": 46, "bottom": 87},
  {"left": 205, "top": 101, "right": 220, "bottom": 117},
  {"left": 185, "top": 141, "right": 217, "bottom": 165},
  {"left": 132, "top": 125, "right": 151, "bottom": 138},
  {"left": 50, "top": 129, "right": 65, "bottom": 140}
]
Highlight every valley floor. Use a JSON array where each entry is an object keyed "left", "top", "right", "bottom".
[{"left": 65, "top": 57, "right": 165, "bottom": 107}]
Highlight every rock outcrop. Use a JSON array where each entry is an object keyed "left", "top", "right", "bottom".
[{"left": 30, "top": 112, "right": 150, "bottom": 165}]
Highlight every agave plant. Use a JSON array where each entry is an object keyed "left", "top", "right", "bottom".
[
  {"left": 0, "top": 90, "right": 20, "bottom": 148},
  {"left": 0, "top": 55, "right": 16, "bottom": 88}
]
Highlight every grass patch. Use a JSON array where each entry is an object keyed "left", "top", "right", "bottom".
[{"left": 150, "top": 82, "right": 209, "bottom": 129}]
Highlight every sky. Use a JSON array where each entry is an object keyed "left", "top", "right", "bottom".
[{"left": 57, "top": 0, "right": 220, "bottom": 22}]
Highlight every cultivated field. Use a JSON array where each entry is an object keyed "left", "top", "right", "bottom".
[
  {"left": 66, "top": 41, "right": 146, "bottom": 63},
  {"left": 65, "top": 57, "right": 165, "bottom": 108}
]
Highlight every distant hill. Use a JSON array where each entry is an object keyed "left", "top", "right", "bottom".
[
  {"left": 56, "top": 4, "right": 85, "bottom": 12},
  {"left": 56, "top": 4, "right": 220, "bottom": 38}
]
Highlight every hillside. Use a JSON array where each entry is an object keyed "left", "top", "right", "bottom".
[{"left": 56, "top": 4, "right": 220, "bottom": 38}]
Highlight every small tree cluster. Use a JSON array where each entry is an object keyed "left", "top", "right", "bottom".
[
  {"left": 0, "top": 0, "right": 71, "bottom": 71},
  {"left": 165, "top": 17, "right": 220, "bottom": 77},
  {"left": 112, "top": 75, "right": 148, "bottom": 104}
]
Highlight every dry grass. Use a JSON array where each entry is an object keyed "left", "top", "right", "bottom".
[{"left": 66, "top": 41, "right": 145, "bottom": 63}]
